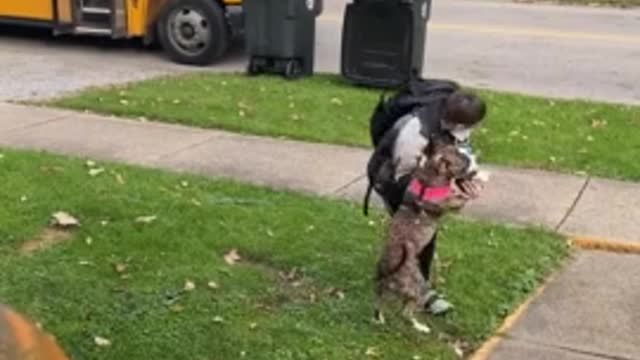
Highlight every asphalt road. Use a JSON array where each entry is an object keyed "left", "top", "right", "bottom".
[{"left": 0, "top": 0, "right": 639, "bottom": 104}]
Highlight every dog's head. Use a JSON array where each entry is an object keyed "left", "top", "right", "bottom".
[{"left": 417, "top": 141, "right": 475, "bottom": 183}]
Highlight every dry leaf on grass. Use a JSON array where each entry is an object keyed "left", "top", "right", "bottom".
[
  {"left": 224, "top": 249, "right": 241, "bottom": 265},
  {"left": 114, "top": 263, "right": 127, "bottom": 274},
  {"left": 169, "top": 304, "right": 184, "bottom": 313},
  {"left": 113, "top": 172, "right": 126, "bottom": 185},
  {"left": 135, "top": 215, "right": 157, "bottom": 224},
  {"left": 51, "top": 211, "right": 80, "bottom": 228},
  {"left": 184, "top": 280, "right": 196, "bottom": 292},
  {"left": 207, "top": 281, "right": 219, "bottom": 289},
  {"left": 94, "top": 336, "right": 111, "bottom": 347},
  {"left": 365, "top": 347, "right": 381, "bottom": 357},
  {"left": 88, "top": 168, "right": 105, "bottom": 177}
]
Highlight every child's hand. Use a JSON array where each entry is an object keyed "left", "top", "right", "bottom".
[{"left": 456, "top": 179, "right": 483, "bottom": 199}]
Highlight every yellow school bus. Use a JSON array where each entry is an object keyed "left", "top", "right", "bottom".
[{"left": 0, "top": 0, "right": 243, "bottom": 65}]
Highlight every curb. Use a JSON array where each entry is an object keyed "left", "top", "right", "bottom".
[
  {"left": 468, "top": 234, "right": 640, "bottom": 360},
  {"left": 468, "top": 273, "right": 554, "bottom": 360},
  {"left": 468, "top": 252, "right": 566, "bottom": 360},
  {"left": 568, "top": 235, "right": 640, "bottom": 254}
]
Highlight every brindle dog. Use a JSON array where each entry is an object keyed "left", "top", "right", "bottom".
[{"left": 374, "top": 141, "right": 475, "bottom": 333}]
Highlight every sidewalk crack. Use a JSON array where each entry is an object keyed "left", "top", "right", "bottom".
[
  {"left": 328, "top": 174, "right": 366, "bottom": 196},
  {"left": 555, "top": 176, "right": 592, "bottom": 232},
  {"left": 150, "top": 134, "right": 219, "bottom": 163}
]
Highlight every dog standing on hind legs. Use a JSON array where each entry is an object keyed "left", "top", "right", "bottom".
[{"left": 373, "top": 142, "right": 478, "bottom": 333}]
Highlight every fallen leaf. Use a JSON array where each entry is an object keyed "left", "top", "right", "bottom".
[
  {"left": 549, "top": 156, "right": 557, "bottom": 163},
  {"left": 508, "top": 130, "right": 520, "bottom": 137},
  {"left": 290, "top": 114, "right": 300, "bottom": 121},
  {"left": 51, "top": 211, "right": 80, "bottom": 228},
  {"left": 86, "top": 160, "right": 97, "bottom": 168},
  {"left": 191, "top": 198, "right": 202, "bottom": 207},
  {"left": 249, "top": 322, "right": 258, "bottom": 330},
  {"left": 184, "top": 280, "right": 196, "bottom": 292},
  {"left": 224, "top": 249, "right": 241, "bottom": 265},
  {"left": 100, "top": 220, "right": 109, "bottom": 227},
  {"left": 135, "top": 215, "right": 157, "bottom": 224},
  {"left": 266, "top": 229, "right": 275, "bottom": 237},
  {"left": 169, "top": 304, "right": 184, "bottom": 312},
  {"left": 365, "top": 347, "right": 381, "bottom": 357},
  {"left": 207, "top": 281, "right": 219, "bottom": 289},
  {"left": 591, "top": 119, "right": 607, "bottom": 128},
  {"left": 119, "top": 99, "right": 129, "bottom": 106},
  {"left": 180, "top": 181, "right": 189, "bottom": 188},
  {"left": 94, "top": 336, "right": 111, "bottom": 347},
  {"left": 587, "top": 135, "right": 595, "bottom": 142},
  {"left": 114, "top": 263, "right": 127, "bottom": 274},
  {"left": 289, "top": 102, "right": 295, "bottom": 108},
  {"left": 20, "top": 195, "right": 28, "bottom": 202},
  {"left": 88, "top": 168, "right": 105, "bottom": 177},
  {"left": 79, "top": 260, "right": 91, "bottom": 266},
  {"left": 114, "top": 173, "right": 126, "bottom": 185},
  {"left": 330, "top": 97, "right": 344, "bottom": 106},
  {"left": 173, "top": 99, "right": 181, "bottom": 104},
  {"left": 0, "top": 153, "right": 4, "bottom": 159},
  {"left": 213, "top": 316, "right": 224, "bottom": 323},
  {"left": 239, "top": 110, "right": 246, "bottom": 117},
  {"left": 85, "top": 237, "right": 93, "bottom": 245}
]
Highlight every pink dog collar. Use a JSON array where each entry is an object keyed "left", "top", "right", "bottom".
[{"left": 408, "top": 179, "right": 451, "bottom": 202}]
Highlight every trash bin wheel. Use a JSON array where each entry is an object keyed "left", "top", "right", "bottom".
[
  {"left": 284, "top": 59, "right": 303, "bottom": 79},
  {"left": 248, "top": 57, "right": 264, "bottom": 76},
  {"left": 157, "top": 0, "right": 230, "bottom": 66}
]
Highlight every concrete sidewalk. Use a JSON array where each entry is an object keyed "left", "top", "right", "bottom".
[
  {"left": 2, "top": 102, "right": 640, "bottom": 360},
  {"left": 2, "top": 102, "right": 638, "bottom": 243}
]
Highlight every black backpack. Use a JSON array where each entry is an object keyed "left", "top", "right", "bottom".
[
  {"left": 363, "top": 76, "right": 460, "bottom": 216},
  {"left": 369, "top": 77, "right": 460, "bottom": 147}
]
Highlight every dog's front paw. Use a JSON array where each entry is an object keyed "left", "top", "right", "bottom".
[{"left": 411, "top": 318, "right": 431, "bottom": 334}]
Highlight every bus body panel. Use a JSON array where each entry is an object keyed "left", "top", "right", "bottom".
[{"left": 0, "top": 1, "right": 53, "bottom": 21}]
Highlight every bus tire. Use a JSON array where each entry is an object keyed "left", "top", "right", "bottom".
[{"left": 157, "top": 0, "right": 229, "bottom": 66}]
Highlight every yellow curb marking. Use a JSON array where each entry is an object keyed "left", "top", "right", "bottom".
[
  {"left": 469, "top": 235, "right": 640, "bottom": 359},
  {"left": 569, "top": 235, "right": 640, "bottom": 254},
  {"left": 468, "top": 276, "right": 552, "bottom": 360}
]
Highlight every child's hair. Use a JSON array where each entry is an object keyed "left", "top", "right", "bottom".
[{"left": 444, "top": 91, "right": 487, "bottom": 127}]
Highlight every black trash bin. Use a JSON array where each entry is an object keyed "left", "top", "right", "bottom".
[
  {"left": 341, "top": 0, "right": 431, "bottom": 88},
  {"left": 244, "top": 0, "right": 323, "bottom": 78}
]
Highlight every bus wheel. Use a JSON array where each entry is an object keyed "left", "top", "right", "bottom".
[{"left": 157, "top": 0, "right": 229, "bottom": 66}]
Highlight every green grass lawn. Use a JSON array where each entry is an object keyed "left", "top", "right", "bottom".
[
  {"left": 49, "top": 73, "right": 640, "bottom": 182},
  {"left": 0, "top": 148, "right": 568, "bottom": 360}
]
